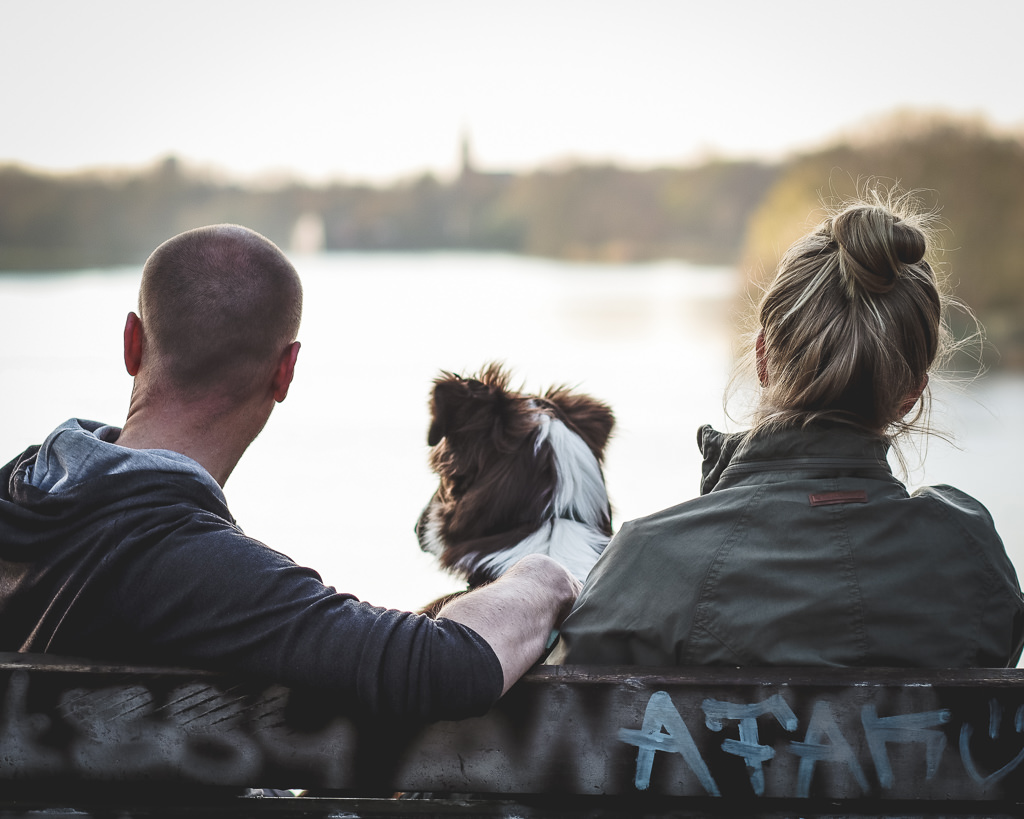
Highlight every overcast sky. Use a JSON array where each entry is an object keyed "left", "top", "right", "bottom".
[{"left": 4, "top": 0, "right": 1022, "bottom": 183}]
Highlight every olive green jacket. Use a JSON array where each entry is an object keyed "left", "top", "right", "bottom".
[{"left": 557, "top": 425, "right": 1024, "bottom": 668}]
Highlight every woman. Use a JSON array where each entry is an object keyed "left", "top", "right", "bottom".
[{"left": 556, "top": 193, "right": 1024, "bottom": 667}]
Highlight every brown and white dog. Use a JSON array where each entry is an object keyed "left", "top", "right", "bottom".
[{"left": 416, "top": 364, "right": 615, "bottom": 614}]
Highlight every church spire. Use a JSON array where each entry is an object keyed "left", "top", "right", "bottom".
[{"left": 460, "top": 129, "right": 475, "bottom": 179}]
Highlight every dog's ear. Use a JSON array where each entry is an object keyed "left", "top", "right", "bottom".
[
  {"left": 425, "top": 364, "right": 520, "bottom": 448},
  {"left": 544, "top": 386, "right": 616, "bottom": 461},
  {"left": 428, "top": 373, "right": 465, "bottom": 446},
  {"left": 475, "top": 361, "right": 512, "bottom": 391},
  {"left": 428, "top": 364, "right": 516, "bottom": 447}
]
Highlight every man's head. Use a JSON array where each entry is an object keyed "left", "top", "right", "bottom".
[{"left": 134, "top": 225, "right": 302, "bottom": 404}]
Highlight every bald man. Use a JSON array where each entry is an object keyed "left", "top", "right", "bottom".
[{"left": 0, "top": 225, "right": 579, "bottom": 720}]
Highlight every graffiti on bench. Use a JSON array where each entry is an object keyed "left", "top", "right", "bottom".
[
  {"left": 1, "top": 661, "right": 1023, "bottom": 801},
  {"left": 622, "top": 688, "right": 1024, "bottom": 798}
]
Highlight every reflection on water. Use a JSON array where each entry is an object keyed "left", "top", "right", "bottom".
[{"left": 0, "top": 253, "right": 1021, "bottom": 619}]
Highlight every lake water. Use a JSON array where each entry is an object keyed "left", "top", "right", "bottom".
[{"left": 1, "top": 253, "right": 1022, "bottom": 615}]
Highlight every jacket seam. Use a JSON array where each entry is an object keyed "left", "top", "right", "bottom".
[
  {"left": 722, "top": 457, "right": 892, "bottom": 476},
  {"left": 920, "top": 490, "right": 1001, "bottom": 666},
  {"left": 689, "top": 621, "right": 747, "bottom": 665},
  {"left": 686, "top": 482, "right": 768, "bottom": 665},
  {"left": 825, "top": 481, "right": 870, "bottom": 663}
]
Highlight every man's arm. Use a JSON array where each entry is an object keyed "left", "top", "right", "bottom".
[{"left": 437, "top": 554, "right": 581, "bottom": 694}]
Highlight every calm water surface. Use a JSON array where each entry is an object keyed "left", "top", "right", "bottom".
[{"left": 1, "top": 253, "right": 1021, "bottom": 615}]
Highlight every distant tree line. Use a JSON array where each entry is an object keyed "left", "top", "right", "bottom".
[
  {"left": 0, "top": 155, "right": 777, "bottom": 269},
  {"left": 1, "top": 112, "right": 1022, "bottom": 366}
]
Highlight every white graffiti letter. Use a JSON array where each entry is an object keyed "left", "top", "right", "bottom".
[
  {"left": 959, "top": 699, "right": 1024, "bottom": 786},
  {"left": 861, "top": 703, "right": 950, "bottom": 789},
  {"left": 701, "top": 693, "right": 798, "bottom": 796},
  {"left": 619, "top": 690, "right": 719, "bottom": 795},
  {"left": 790, "top": 700, "right": 868, "bottom": 798}
]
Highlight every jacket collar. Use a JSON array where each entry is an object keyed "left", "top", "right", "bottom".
[{"left": 698, "top": 424, "right": 893, "bottom": 495}]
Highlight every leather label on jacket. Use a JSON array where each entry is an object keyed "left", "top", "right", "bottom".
[{"left": 809, "top": 490, "right": 869, "bottom": 507}]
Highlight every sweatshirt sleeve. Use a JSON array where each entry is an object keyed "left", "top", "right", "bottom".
[{"left": 106, "top": 517, "right": 503, "bottom": 721}]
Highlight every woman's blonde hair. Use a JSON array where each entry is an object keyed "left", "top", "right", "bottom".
[{"left": 753, "top": 189, "right": 948, "bottom": 437}]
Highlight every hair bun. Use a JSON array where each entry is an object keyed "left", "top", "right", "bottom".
[
  {"left": 830, "top": 205, "right": 927, "bottom": 295},
  {"left": 891, "top": 218, "right": 927, "bottom": 265}
]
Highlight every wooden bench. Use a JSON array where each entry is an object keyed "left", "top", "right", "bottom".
[{"left": 2, "top": 652, "right": 1023, "bottom": 816}]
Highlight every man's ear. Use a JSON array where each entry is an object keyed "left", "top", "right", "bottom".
[
  {"left": 272, "top": 341, "right": 301, "bottom": 403},
  {"left": 123, "top": 312, "right": 144, "bottom": 376}
]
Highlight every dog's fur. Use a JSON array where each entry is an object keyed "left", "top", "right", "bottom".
[{"left": 416, "top": 364, "right": 615, "bottom": 615}]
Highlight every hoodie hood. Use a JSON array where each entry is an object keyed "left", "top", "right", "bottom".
[
  {"left": 25, "top": 418, "right": 223, "bottom": 501},
  {"left": 0, "top": 419, "right": 235, "bottom": 652}
]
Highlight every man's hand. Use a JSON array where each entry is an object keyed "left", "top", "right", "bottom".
[{"left": 437, "top": 554, "right": 581, "bottom": 694}]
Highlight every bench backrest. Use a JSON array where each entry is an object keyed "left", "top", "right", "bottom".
[{"left": 2, "top": 654, "right": 1023, "bottom": 811}]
